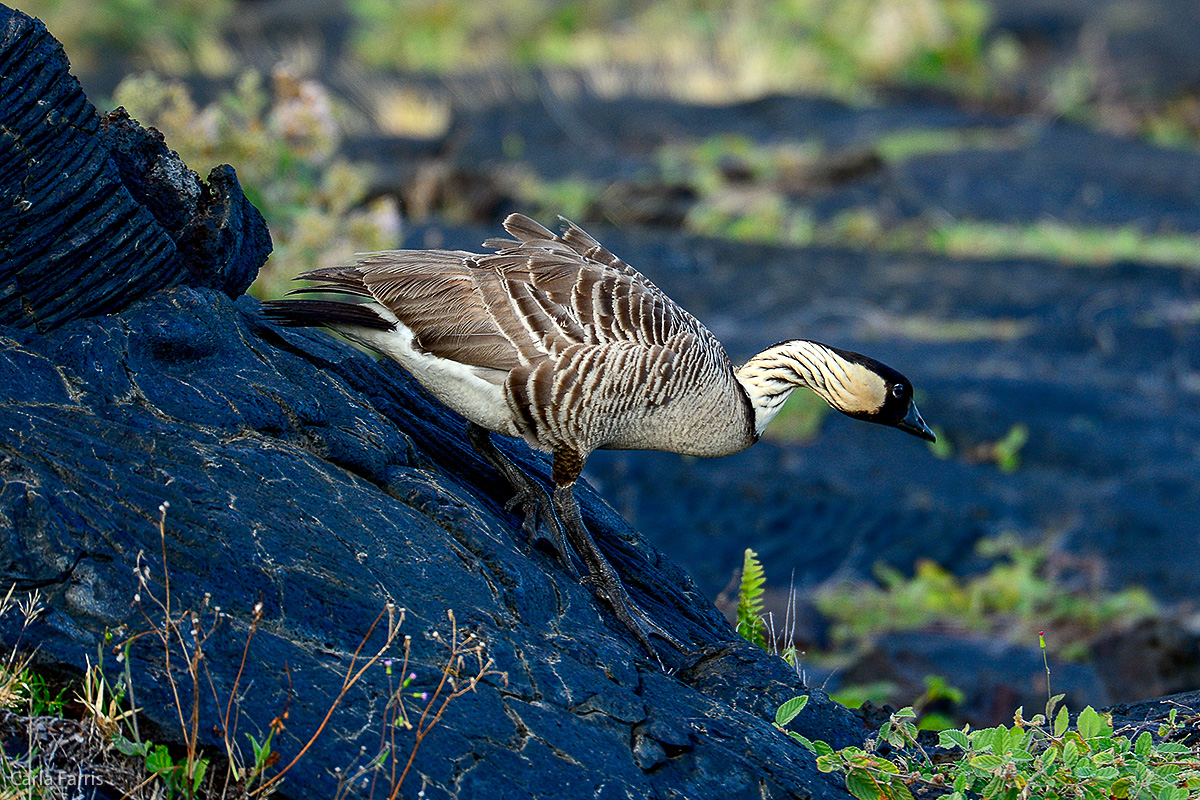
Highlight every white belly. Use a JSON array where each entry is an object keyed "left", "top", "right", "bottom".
[{"left": 334, "top": 305, "right": 517, "bottom": 437}]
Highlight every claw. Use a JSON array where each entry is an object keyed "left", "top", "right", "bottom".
[
  {"left": 504, "top": 485, "right": 579, "bottom": 579},
  {"left": 591, "top": 571, "right": 686, "bottom": 661}
]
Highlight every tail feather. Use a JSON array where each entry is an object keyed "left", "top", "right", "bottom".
[{"left": 261, "top": 299, "right": 393, "bottom": 331}]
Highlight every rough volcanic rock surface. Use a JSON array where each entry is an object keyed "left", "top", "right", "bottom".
[
  {"left": 0, "top": 10, "right": 267, "bottom": 333},
  {"left": 5, "top": 2, "right": 1200, "bottom": 794},
  {"left": 2, "top": 285, "right": 863, "bottom": 798}
]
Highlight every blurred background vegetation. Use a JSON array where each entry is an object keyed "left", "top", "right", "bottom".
[
  {"left": 14, "top": 0, "right": 1200, "bottom": 295},
  {"left": 20, "top": 0, "right": 999, "bottom": 97},
  {"left": 348, "top": 0, "right": 997, "bottom": 99},
  {"left": 21, "top": 0, "right": 1200, "bottom": 131}
]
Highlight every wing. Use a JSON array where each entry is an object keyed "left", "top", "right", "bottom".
[
  {"left": 482, "top": 214, "right": 712, "bottom": 351},
  {"left": 284, "top": 215, "right": 717, "bottom": 375},
  {"left": 285, "top": 251, "right": 527, "bottom": 371}
]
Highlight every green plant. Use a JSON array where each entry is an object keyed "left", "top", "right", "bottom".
[
  {"left": 112, "top": 70, "right": 401, "bottom": 298},
  {"left": 990, "top": 424, "right": 1028, "bottom": 474},
  {"left": 16, "top": 0, "right": 236, "bottom": 77},
  {"left": 512, "top": 173, "right": 602, "bottom": 223},
  {"left": 735, "top": 548, "right": 768, "bottom": 649},
  {"left": 348, "top": 0, "right": 997, "bottom": 102},
  {"left": 925, "top": 220, "right": 1200, "bottom": 268},
  {"left": 658, "top": 135, "right": 816, "bottom": 194},
  {"left": 822, "top": 673, "right": 962, "bottom": 732},
  {"left": 0, "top": 586, "right": 58, "bottom": 798},
  {"left": 773, "top": 693, "right": 812, "bottom": 744},
  {"left": 871, "top": 127, "right": 1013, "bottom": 163},
  {"left": 926, "top": 426, "right": 953, "bottom": 458},
  {"left": 814, "top": 535, "right": 1158, "bottom": 660},
  {"left": 19, "top": 670, "right": 69, "bottom": 718},
  {"left": 775, "top": 693, "right": 1200, "bottom": 800},
  {"left": 124, "top": 741, "right": 208, "bottom": 799},
  {"left": 830, "top": 682, "right": 898, "bottom": 712},
  {"left": 824, "top": 208, "right": 1200, "bottom": 267},
  {"left": 0, "top": 647, "right": 69, "bottom": 720},
  {"left": 731, "top": 549, "right": 813, "bottom": 678},
  {"left": 0, "top": 585, "right": 43, "bottom": 699},
  {"left": 911, "top": 674, "right": 965, "bottom": 731},
  {"left": 685, "top": 195, "right": 802, "bottom": 244}
]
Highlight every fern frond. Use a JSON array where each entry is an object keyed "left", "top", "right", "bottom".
[{"left": 736, "top": 548, "right": 768, "bottom": 649}]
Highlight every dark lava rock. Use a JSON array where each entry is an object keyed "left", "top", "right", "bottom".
[
  {"left": 0, "top": 7, "right": 864, "bottom": 798},
  {"left": 1108, "top": 690, "right": 1200, "bottom": 744},
  {"left": 989, "top": 0, "right": 1200, "bottom": 98},
  {"left": 1091, "top": 620, "right": 1200, "bottom": 703},
  {"left": 0, "top": 289, "right": 861, "bottom": 798},
  {"left": 0, "top": 9, "right": 268, "bottom": 333}
]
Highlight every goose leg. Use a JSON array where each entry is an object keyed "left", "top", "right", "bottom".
[
  {"left": 465, "top": 423, "right": 578, "bottom": 578},
  {"left": 552, "top": 452, "right": 685, "bottom": 660}
]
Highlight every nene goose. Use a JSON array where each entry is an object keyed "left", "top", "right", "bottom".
[{"left": 263, "top": 214, "right": 934, "bottom": 658}]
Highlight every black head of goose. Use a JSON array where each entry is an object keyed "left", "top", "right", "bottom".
[{"left": 263, "top": 214, "right": 934, "bottom": 661}]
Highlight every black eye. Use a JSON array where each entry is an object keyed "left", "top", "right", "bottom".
[{"left": 891, "top": 383, "right": 906, "bottom": 399}]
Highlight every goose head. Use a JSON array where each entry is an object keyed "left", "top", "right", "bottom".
[
  {"left": 832, "top": 350, "right": 936, "bottom": 442},
  {"left": 736, "top": 339, "right": 936, "bottom": 442}
]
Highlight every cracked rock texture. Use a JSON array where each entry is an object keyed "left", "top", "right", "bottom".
[{"left": 0, "top": 7, "right": 862, "bottom": 798}]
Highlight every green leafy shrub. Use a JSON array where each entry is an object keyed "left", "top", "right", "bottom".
[{"left": 775, "top": 693, "right": 1200, "bottom": 800}]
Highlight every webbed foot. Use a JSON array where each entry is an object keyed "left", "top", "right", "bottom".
[{"left": 466, "top": 423, "right": 578, "bottom": 578}]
